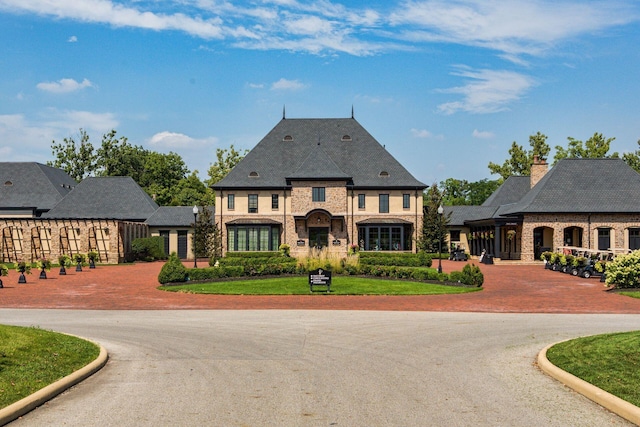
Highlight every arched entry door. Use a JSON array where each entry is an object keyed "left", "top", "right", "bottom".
[{"left": 533, "top": 226, "right": 554, "bottom": 260}]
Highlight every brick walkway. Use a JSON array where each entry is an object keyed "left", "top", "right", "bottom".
[{"left": 1, "top": 260, "right": 639, "bottom": 313}]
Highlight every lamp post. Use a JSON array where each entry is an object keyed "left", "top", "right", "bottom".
[
  {"left": 437, "top": 205, "right": 444, "bottom": 274},
  {"left": 192, "top": 205, "right": 199, "bottom": 268}
]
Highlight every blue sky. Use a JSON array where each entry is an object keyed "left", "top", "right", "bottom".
[{"left": 1, "top": 0, "right": 639, "bottom": 185}]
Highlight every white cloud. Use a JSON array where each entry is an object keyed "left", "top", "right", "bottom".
[
  {"left": 148, "top": 131, "right": 218, "bottom": 148},
  {"left": 0, "top": 0, "right": 636, "bottom": 58},
  {"left": 437, "top": 67, "right": 536, "bottom": 114},
  {"left": 247, "top": 82, "right": 265, "bottom": 89},
  {"left": 411, "top": 128, "right": 432, "bottom": 138},
  {"left": 37, "top": 78, "right": 93, "bottom": 94},
  {"left": 389, "top": 0, "right": 639, "bottom": 60},
  {"left": 271, "top": 78, "right": 307, "bottom": 90},
  {"left": 68, "top": 35, "right": 78, "bottom": 42},
  {"left": 472, "top": 129, "right": 495, "bottom": 139},
  {"left": 42, "top": 109, "right": 119, "bottom": 133}
]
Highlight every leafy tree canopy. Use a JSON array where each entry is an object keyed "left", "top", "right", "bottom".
[
  {"left": 440, "top": 178, "right": 500, "bottom": 206},
  {"left": 206, "top": 145, "right": 248, "bottom": 187},
  {"left": 553, "top": 132, "right": 618, "bottom": 164},
  {"left": 488, "top": 132, "right": 550, "bottom": 181}
]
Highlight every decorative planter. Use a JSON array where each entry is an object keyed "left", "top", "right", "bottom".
[
  {"left": 89, "top": 259, "right": 96, "bottom": 269},
  {"left": 39, "top": 269, "right": 47, "bottom": 279},
  {"left": 76, "top": 262, "right": 83, "bottom": 272},
  {"left": 59, "top": 266, "right": 67, "bottom": 275}
]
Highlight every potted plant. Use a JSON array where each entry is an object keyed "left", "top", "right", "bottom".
[
  {"left": 0, "top": 264, "right": 8, "bottom": 288},
  {"left": 37, "top": 258, "right": 52, "bottom": 279},
  {"left": 58, "top": 254, "right": 71, "bottom": 275},
  {"left": 87, "top": 251, "right": 99, "bottom": 268},
  {"left": 16, "top": 261, "right": 31, "bottom": 284},
  {"left": 74, "top": 253, "right": 86, "bottom": 272}
]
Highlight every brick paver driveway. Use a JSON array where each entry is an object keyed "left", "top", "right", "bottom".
[{"left": 1, "top": 260, "right": 640, "bottom": 313}]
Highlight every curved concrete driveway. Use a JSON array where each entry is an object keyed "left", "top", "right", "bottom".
[{"left": 1, "top": 309, "right": 637, "bottom": 426}]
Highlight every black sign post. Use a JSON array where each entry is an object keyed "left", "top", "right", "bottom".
[{"left": 309, "top": 268, "right": 332, "bottom": 293}]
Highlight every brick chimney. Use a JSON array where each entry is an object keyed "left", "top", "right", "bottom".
[{"left": 530, "top": 155, "right": 548, "bottom": 188}]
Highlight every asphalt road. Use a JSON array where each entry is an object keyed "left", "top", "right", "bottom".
[{"left": 1, "top": 309, "right": 638, "bottom": 426}]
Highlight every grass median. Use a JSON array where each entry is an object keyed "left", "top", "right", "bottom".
[
  {"left": 159, "top": 276, "right": 482, "bottom": 295},
  {"left": 546, "top": 331, "right": 640, "bottom": 407},
  {"left": 0, "top": 325, "right": 100, "bottom": 409}
]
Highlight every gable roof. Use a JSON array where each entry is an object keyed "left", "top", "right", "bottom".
[
  {"left": 43, "top": 177, "right": 159, "bottom": 220},
  {"left": 500, "top": 158, "right": 640, "bottom": 215},
  {"left": 445, "top": 205, "right": 498, "bottom": 226},
  {"left": 0, "top": 162, "right": 76, "bottom": 212},
  {"left": 145, "top": 206, "right": 214, "bottom": 227},
  {"left": 213, "top": 118, "right": 426, "bottom": 189}
]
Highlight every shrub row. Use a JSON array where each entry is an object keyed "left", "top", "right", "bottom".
[
  {"left": 132, "top": 237, "right": 167, "bottom": 262},
  {"left": 358, "top": 252, "right": 432, "bottom": 267},
  {"left": 215, "top": 256, "right": 297, "bottom": 269},
  {"left": 223, "top": 251, "right": 280, "bottom": 259}
]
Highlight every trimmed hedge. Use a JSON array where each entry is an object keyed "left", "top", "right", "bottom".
[
  {"left": 132, "top": 236, "right": 167, "bottom": 261},
  {"left": 223, "top": 251, "right": 280, "bottom": 258},
  {"left": 359, "top": 252, "right": 432, "bottom": 267},
  {"left": 158, "top": 252, "right": 187, "bottom": 284}
]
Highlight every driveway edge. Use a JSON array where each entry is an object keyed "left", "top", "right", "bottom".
[
  {"left": 0, "top": 341, "right": 108, "bottom": 426},
  {"left": 537, "top": 343, "right": 640, "bottom": 425}
]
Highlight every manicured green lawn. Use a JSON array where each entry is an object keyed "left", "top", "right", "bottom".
[
  {"left": 0, "top": 325, "right": 100, "bottom": 409},
  {"left": 546, "top": 331, "right": 640, "bottom": 407},
  {"left": 159, "top": 276, "right": 482, "bottom": 295},
  {"left": 618, "top": 291, "right": 640, "bottom": 299}
]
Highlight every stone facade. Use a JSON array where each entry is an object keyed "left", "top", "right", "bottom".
[{"left": 0, "top": 218, "right": 148, "bottom": 264}]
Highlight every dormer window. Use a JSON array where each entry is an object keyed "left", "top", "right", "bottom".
[
  {"left": 249, "top": 171, "right": 259, "bottom": 178},
  {"left": 4, "top": 181, "right": 13, "bottom": 186},
  {"left": 341, "top": 135, "right": 352, "bottom": 141},
  {"left": 283, "top": 135, "right": 293, "bottom": 142},
  {"left": 379, "top": 171, "right": 389, "bottom": 177}
]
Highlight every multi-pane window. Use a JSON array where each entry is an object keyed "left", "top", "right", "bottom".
[
  {"left": 312, "top": 187, "right": 325, "bottom": 202},
  {"left": 403, "top": 194, "right": 410, "bottom": 209},
  {"left": 379, "top": 194, "right": 389, "bottom": 213},
  {"left": 272, "top": 194, "right": 279, "bottom": 210},
  {"left": 358, "top": 194, "right": 365, "bottom": 209},
  {"left": 227, "top": 194, "right": 235, "bottom": 210},
  {"left": 228, "top": 225, "right": 279, "bottom": 252},
  {"left": 248, "top": 194, "right": 258, "bottom": 213}
]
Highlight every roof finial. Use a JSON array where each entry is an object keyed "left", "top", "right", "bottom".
[
  {"left": 283, "top": 105, "right": 286, "bottom": 120},
  {"left": 351, "top": 105, "right": 354, "bottom": 119}
]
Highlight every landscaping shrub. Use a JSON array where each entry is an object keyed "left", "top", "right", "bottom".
[
  {"left": 460, "top": 264, "right": 484, "bottom": 287},
  {"left": 224, "top": 251, "right": 280, "bottom": 258},
  {"left": 158, "top": 252, "right": 188, "bottom": 284},
  {"left": 605, "top": 250, "right": 640, "bottom": 288},
  {"left": 359, "top": 252, "right": 432, "bottom": 267},
  {"left": 188, "top": 266, "right": 244, "bottom": 281},
  {"left": 132, "top": 236, "right": 166, "bottom": 261}
]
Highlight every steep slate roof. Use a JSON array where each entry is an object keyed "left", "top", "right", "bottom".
[
  {"left": 43, "top": 177, "right": 158, "bottom": 220},
  {"left": 481, "top": 176, "right": 530, "bottom": 207},
  {"left": 500, "top": 158, "right": 640, "bottom": 215},
  {"left": 213, "top": 118, "right": 426, "bottom": 189},
  {"left": 445, "top": 205, "right": 498, "bottom": 226},
  {"left": 0, "top": 162, "right": 76, "bottom": 211},
  {"left": 146, "top": 206, "right": 214, "bottom": 227}
]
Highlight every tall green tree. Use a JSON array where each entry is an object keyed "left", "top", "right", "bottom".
[
  {"left": 206, "top": 145, "right": 248, "bottom": 186},
  {"left": 440, "top": 178, "right": 500, "bottom": 206},
  {"left": 553, "top": 132, "right": 618, "bottom": 164},
  {"left": 623, "top": 140, "right": 640, "bottom": 173},
  {"left": 96, "top": 130, "right": 147, "bottom": 181},
  {"left": 193, "top": 206, "right": 221, "bottom": 260},
  {"left": 48, "top": 128, "right": 97, "bottom": 182},
  {"left": 418, "top": 183, "right": 449, "bottom": 253},
  {"left": 488, "top": 132, "right": 550, "bottom": 180},
  {"left": 170, "top": 171, "right": 215, "bottom": 206}
]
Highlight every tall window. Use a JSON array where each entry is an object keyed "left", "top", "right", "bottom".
[
  {"left": 228, "top": 225, "right": 279, "bottom": 252},
  {"left": 271, "top": 194, "right": 279, "bottom": 210},
  {"left": 403, "top": 194, "right": 410, "bottom": 209},
  {"left": 358, "top": 194, "right": 365, "bottom": 209},
  {"left": 248, "top": 194, "right": 258, "bottom": 213},
  {"left": 379, "top": 194, "right": 389, "bottom": 213},
  {"left": 312, "top": 187, "right": 325, "bottom": 202},
  {"left": 227, "top": 194, "right": 235, "bottom": 210}
]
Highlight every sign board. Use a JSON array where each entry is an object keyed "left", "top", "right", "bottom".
[
  {"left": 332, "top": 239, "right": 341, "bottom": 246},
  {"left": 297, "top": 239, "right": 305, "bottom": 246},
  {"left": 309, "top": 268, "right": 331, "bottom": 292}
]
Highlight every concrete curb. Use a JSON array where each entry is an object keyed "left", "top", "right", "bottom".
[
  {"left": 538, "top": 343, "right": 640, "bottom": 426},
  {"left": 0, "top": 341, "right": 108, "bottom": 426}
]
